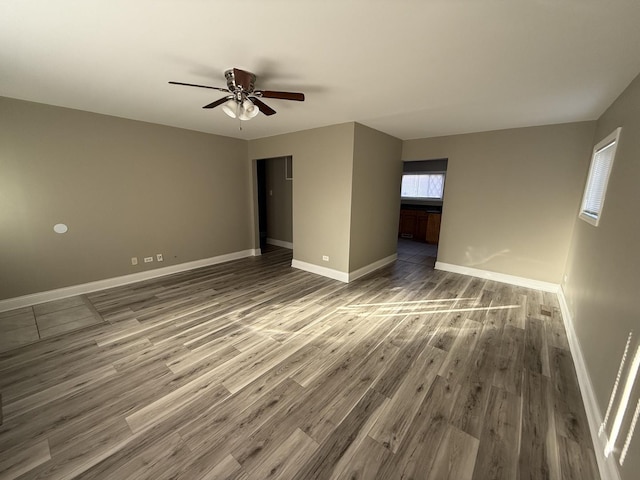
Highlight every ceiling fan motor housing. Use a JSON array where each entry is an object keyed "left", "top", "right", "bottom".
[{"left": 225, "top": 69, "right": 256, "bottom": 93}]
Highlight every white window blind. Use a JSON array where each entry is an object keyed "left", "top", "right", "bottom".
[
  {"left": 579, "top": 127, "right": 621, "bottom": 226},
  {"left": 401, "top": 173, "right": 445, "bottom": 199}
]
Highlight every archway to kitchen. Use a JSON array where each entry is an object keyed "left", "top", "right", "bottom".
[{"left": 397, "top": 158, "right": 448, "bottom": 267}]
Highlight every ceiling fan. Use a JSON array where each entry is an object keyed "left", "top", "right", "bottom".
[{"left": 169, "top": 68, "right": 305, "bottom": 121}]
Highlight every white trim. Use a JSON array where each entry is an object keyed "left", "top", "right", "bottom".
[
  {"left": 285, "top": 155, "right": 293, "bottom": 180},
  {"left": 557, "top": 288, "right": 621, "bottom": 480},
  {"left": 349, "top": 254, "right": 397, "bottom": 282},
  {"left": 0, "top": 249, "right": 256, "bottom": 313},
  {"left": 266, "top": 238, "right": 293, "bottom": 249},
  {"left": 291, "top": 259, "right": 349, "bottom": 283},
  {"left": 434, "top": 262, "right": 560, "bottom": 293},
  {"left": 291, "top": 254, "right": 398, "bottom": 284},
  {"left": 579, "top": 211, "right": 600, "bottom": 227},
  {"left": 251, "top": 248, "right": 262, "bottom": 256}
]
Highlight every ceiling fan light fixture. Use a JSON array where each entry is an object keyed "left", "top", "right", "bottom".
[
  {"left": 221, "top": 99, "right": 238, "bottom": 118},
  {"left": 240, "top": 99, "right": 259, "bottom": 120}
]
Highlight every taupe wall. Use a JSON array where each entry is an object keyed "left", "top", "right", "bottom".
[
  {"left": 349, "top": 123, "right": 402, "bottom": 271},
  {"left": 265, "top": 157, "right": 293, "bottom": 244},
  {"left": 0, "top": 97, "right": 251, "bottom": 300},
  {"left": 249, "top": 123, "right": 355, "bottom": 272},
  {"left": 563, "top": 73, "right": 640, "bottom": 479},
  {"left": 403, "top": 122, "right": 595, "bottom": 283}
]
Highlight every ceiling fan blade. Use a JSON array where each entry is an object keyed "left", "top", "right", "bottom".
[
  {"left": 233, "top": 68, "right": 254, "bottom": 91},
  {"left": 250, "top": 97, "right": 276, "bottom": 116},
  {"left": 202, "top": 97, "right": 230, "bottom": 109},
  {"left": 169, "top": 81, "right": 229, "bottom": 93},
  {"left": 259, "top": 90, "right": 305, "bottom": 101}
]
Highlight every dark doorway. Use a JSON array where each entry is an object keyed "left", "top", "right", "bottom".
[
  {"left": 256, "top": 156, "right": 293, "bottom": 253},
  {"left": 256, "top": 159, "right": 268, "bottom": 250}
]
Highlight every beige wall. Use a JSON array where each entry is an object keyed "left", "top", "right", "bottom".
[
  {"left": 0, "top": 97, "right": 251, "bottom": 300},
  {"left": 563, "top": 73, "right": 640, "bottom": 479},
  {"left": 403, "top": 122, "right": 595, "bottom": 283},
  {"left": 349, "top": 123, "right": 403, "bottom": 271},
  {"left": 265, "top": 157, "right": 293, "bottom": 244},
  {"left": 249, "top": 123, "right": 355, "bottom": 272}
]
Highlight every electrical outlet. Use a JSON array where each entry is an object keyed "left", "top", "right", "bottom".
[
  {"left": 156, "top": 253, "right": 163, "bottom": 262},
  {"left": 322, "top": 255, "right": 329, "bottom": 262},
  {"left": 131, "top": 257, "right": 138, "bottom": 265},
  {"left": 144, "top": 256, "right": 153, "bottom": 263}
]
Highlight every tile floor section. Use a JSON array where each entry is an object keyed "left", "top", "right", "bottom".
[
  {"left": 397, "top": 237, "right": 438, "bottom": 267},
  {"left": 0, "top": 296, "right": 104, "bottom": 353}
]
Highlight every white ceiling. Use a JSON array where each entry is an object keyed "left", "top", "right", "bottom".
[{"left": 2, "top": 0, "right": 640, "bottom": 141}]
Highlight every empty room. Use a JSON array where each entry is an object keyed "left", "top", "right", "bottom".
[{"left": 1, "top": 1, "right": 640, "bottom": 479}]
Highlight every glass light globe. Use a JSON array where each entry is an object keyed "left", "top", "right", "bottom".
[
  {"left": 221, "top": 99, "right": 238, "bottom": 118},
  {"left": 239, "top": 99, "right": 259, "bottom": 121},
  {"left": 243, "top": 99, "right": 259, "bottom": 118}
]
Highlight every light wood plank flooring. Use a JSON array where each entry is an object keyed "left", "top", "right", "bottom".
[{"left": 0, "top": 245, "right": 599, "bottom": 479}]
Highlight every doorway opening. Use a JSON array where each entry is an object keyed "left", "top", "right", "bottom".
[
  {"left": 255, "top": 156, "right": 293, "bottom": 253},
  {"left": 397, "top": 158, "right": 447, "bottom": 267}
]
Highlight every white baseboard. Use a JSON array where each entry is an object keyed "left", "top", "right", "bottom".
[
  {"left": 349, "top": 254, "right": 397, "bottom": 282},
  {"left": 435, "top": 262, "right": 560, "bottom": 293},
  {"left": 0, "top": 249, "right": 256, "bottom": 313},
  {"left": 266, "top": 238, "right": 293, "bottom": 249},
  {"left": 291, "top": 259, "right": 349, "bottom": 283},
  {"left": 251, "top": 248, "right": 262, "bottom": 256},
  {"left": 557, "top": 287, "right": 621, "bottom": 480},
  {"left": 291, "top": 254, "right": 397, "bottom": 284}
]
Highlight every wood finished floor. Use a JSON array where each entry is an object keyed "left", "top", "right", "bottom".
[{"left": 0, "top": 246, "right": 600, "bottom": 480}]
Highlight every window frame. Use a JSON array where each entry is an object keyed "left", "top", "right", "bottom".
[
  {"left": 400, "top": 172, "right": 446, "bottom": 201},
  {"left": 579, "top": 127, "right": 621, "bottom": 227}
]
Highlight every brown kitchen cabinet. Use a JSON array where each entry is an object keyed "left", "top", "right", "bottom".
[
  {"left": 416, "top": 213, "right": 429, "bottom": 241},
  {"left": 399, "top": 210, "right": 418, "bottom": 237},
  {"left": 399, "top": 209, "right": 441, "bottom": 245},
  {"left": 426, "top": 213, "right": 441, "bottom": 244}
]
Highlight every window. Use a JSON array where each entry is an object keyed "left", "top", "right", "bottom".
[
  {"left": 401, "top": 173, "right": 445, "bottom": 200},
  {"left": 579, "top": 127, "right": 621, "bottom": 226}
]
